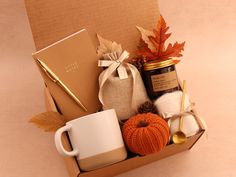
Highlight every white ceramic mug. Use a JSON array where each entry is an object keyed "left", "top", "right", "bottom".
[{"left": 54, "top": 109, "right": 127, "bottom": 171}]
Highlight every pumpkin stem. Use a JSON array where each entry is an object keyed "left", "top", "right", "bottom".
[{"left": 137, "top": 120, "right": 149, "bottom": 127}]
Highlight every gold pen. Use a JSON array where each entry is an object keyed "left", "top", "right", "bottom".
[{"left": 36, "top": 58, "right": 88, "bottom": 112}]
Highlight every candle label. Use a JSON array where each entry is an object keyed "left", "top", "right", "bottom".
[{"left": 151, "top": 71, "right": 178, "bottom": 92}]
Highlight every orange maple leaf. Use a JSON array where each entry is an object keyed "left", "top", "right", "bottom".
[{"left": 137, "top": 15, "right": 185, "bottom": 61}]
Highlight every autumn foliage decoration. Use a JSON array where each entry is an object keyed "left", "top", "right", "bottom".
[
  {"left": 29, "top": 111, "right": 67, "bottom": 132},
  {"left": 136, "top": 15, "right": 185, "bottom": 62}
]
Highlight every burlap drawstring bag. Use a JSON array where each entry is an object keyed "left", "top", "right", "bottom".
[{"left": 98, "top": 51, "right": 149, "bottom": 120}]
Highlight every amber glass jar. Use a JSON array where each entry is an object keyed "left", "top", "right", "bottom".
[{"left": 143, "top": 59, "right": 180, "bottom": 100}]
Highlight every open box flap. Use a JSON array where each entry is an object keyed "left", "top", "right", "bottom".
[
  {"left": 24, "top": 0, "right": 160, "bottom": 55},
  {"left": 25, "top": 0, "right": 161, "bottom": 119}
]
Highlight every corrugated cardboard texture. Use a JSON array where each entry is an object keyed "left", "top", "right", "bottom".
[
  {"left": 79, "top": 132, "right": 204, "bottom": 177},
  {"left": 24, "top": 0, "right": 160, "bottom": 55},
  {"left": 45, "top": 87, "right": 205, "bottom": 177}
]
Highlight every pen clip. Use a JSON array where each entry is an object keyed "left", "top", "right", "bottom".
[{"left": 36, "top": 59, "right": 57, "bottom": 83}]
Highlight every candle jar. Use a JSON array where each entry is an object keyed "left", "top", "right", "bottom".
[{"left": 143, "top": 59, "right": 180, "bottom": 100}]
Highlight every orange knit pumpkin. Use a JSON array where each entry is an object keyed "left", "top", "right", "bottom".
[{"left": 122, "top": 113, "right": 170, "bottom": 155}]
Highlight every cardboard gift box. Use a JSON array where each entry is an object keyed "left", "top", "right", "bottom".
[
  {"left": 44, "top": 87, "right": 205, "bottom": 177},
  {"left": 25, "top": 0, "right": 205, "bottom": 177}
]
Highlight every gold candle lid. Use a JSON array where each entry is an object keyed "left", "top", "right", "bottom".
[{"left": 144, "top": 59, "right": 176, "bottom": 71}]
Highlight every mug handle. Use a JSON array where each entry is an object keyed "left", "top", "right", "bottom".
[{"left": 55, "top": 124, "right": 79, "bottom": 156}]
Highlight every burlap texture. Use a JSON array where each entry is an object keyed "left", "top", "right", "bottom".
[{"left": 99, "top": 64, "right": 149, "bottom": 120}]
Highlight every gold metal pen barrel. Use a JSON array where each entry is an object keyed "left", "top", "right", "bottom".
[
  {"left": 37, "top": 59, "right": 88, "bottom": 112},
  {"left": 57, "top": 80, "right": 88, "bottom": 112}
]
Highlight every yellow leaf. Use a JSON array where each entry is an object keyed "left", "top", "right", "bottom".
[{"left": 29, "top": 111, "right": 67, "bottom": 132}]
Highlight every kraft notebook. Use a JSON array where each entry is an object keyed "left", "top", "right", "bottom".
[{"left": 33, "top": 29, "right": 102, "bottom": 120}]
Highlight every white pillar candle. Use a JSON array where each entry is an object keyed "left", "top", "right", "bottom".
[{"left": 154, "top": 91, "right": 200, "bottom": 137}]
